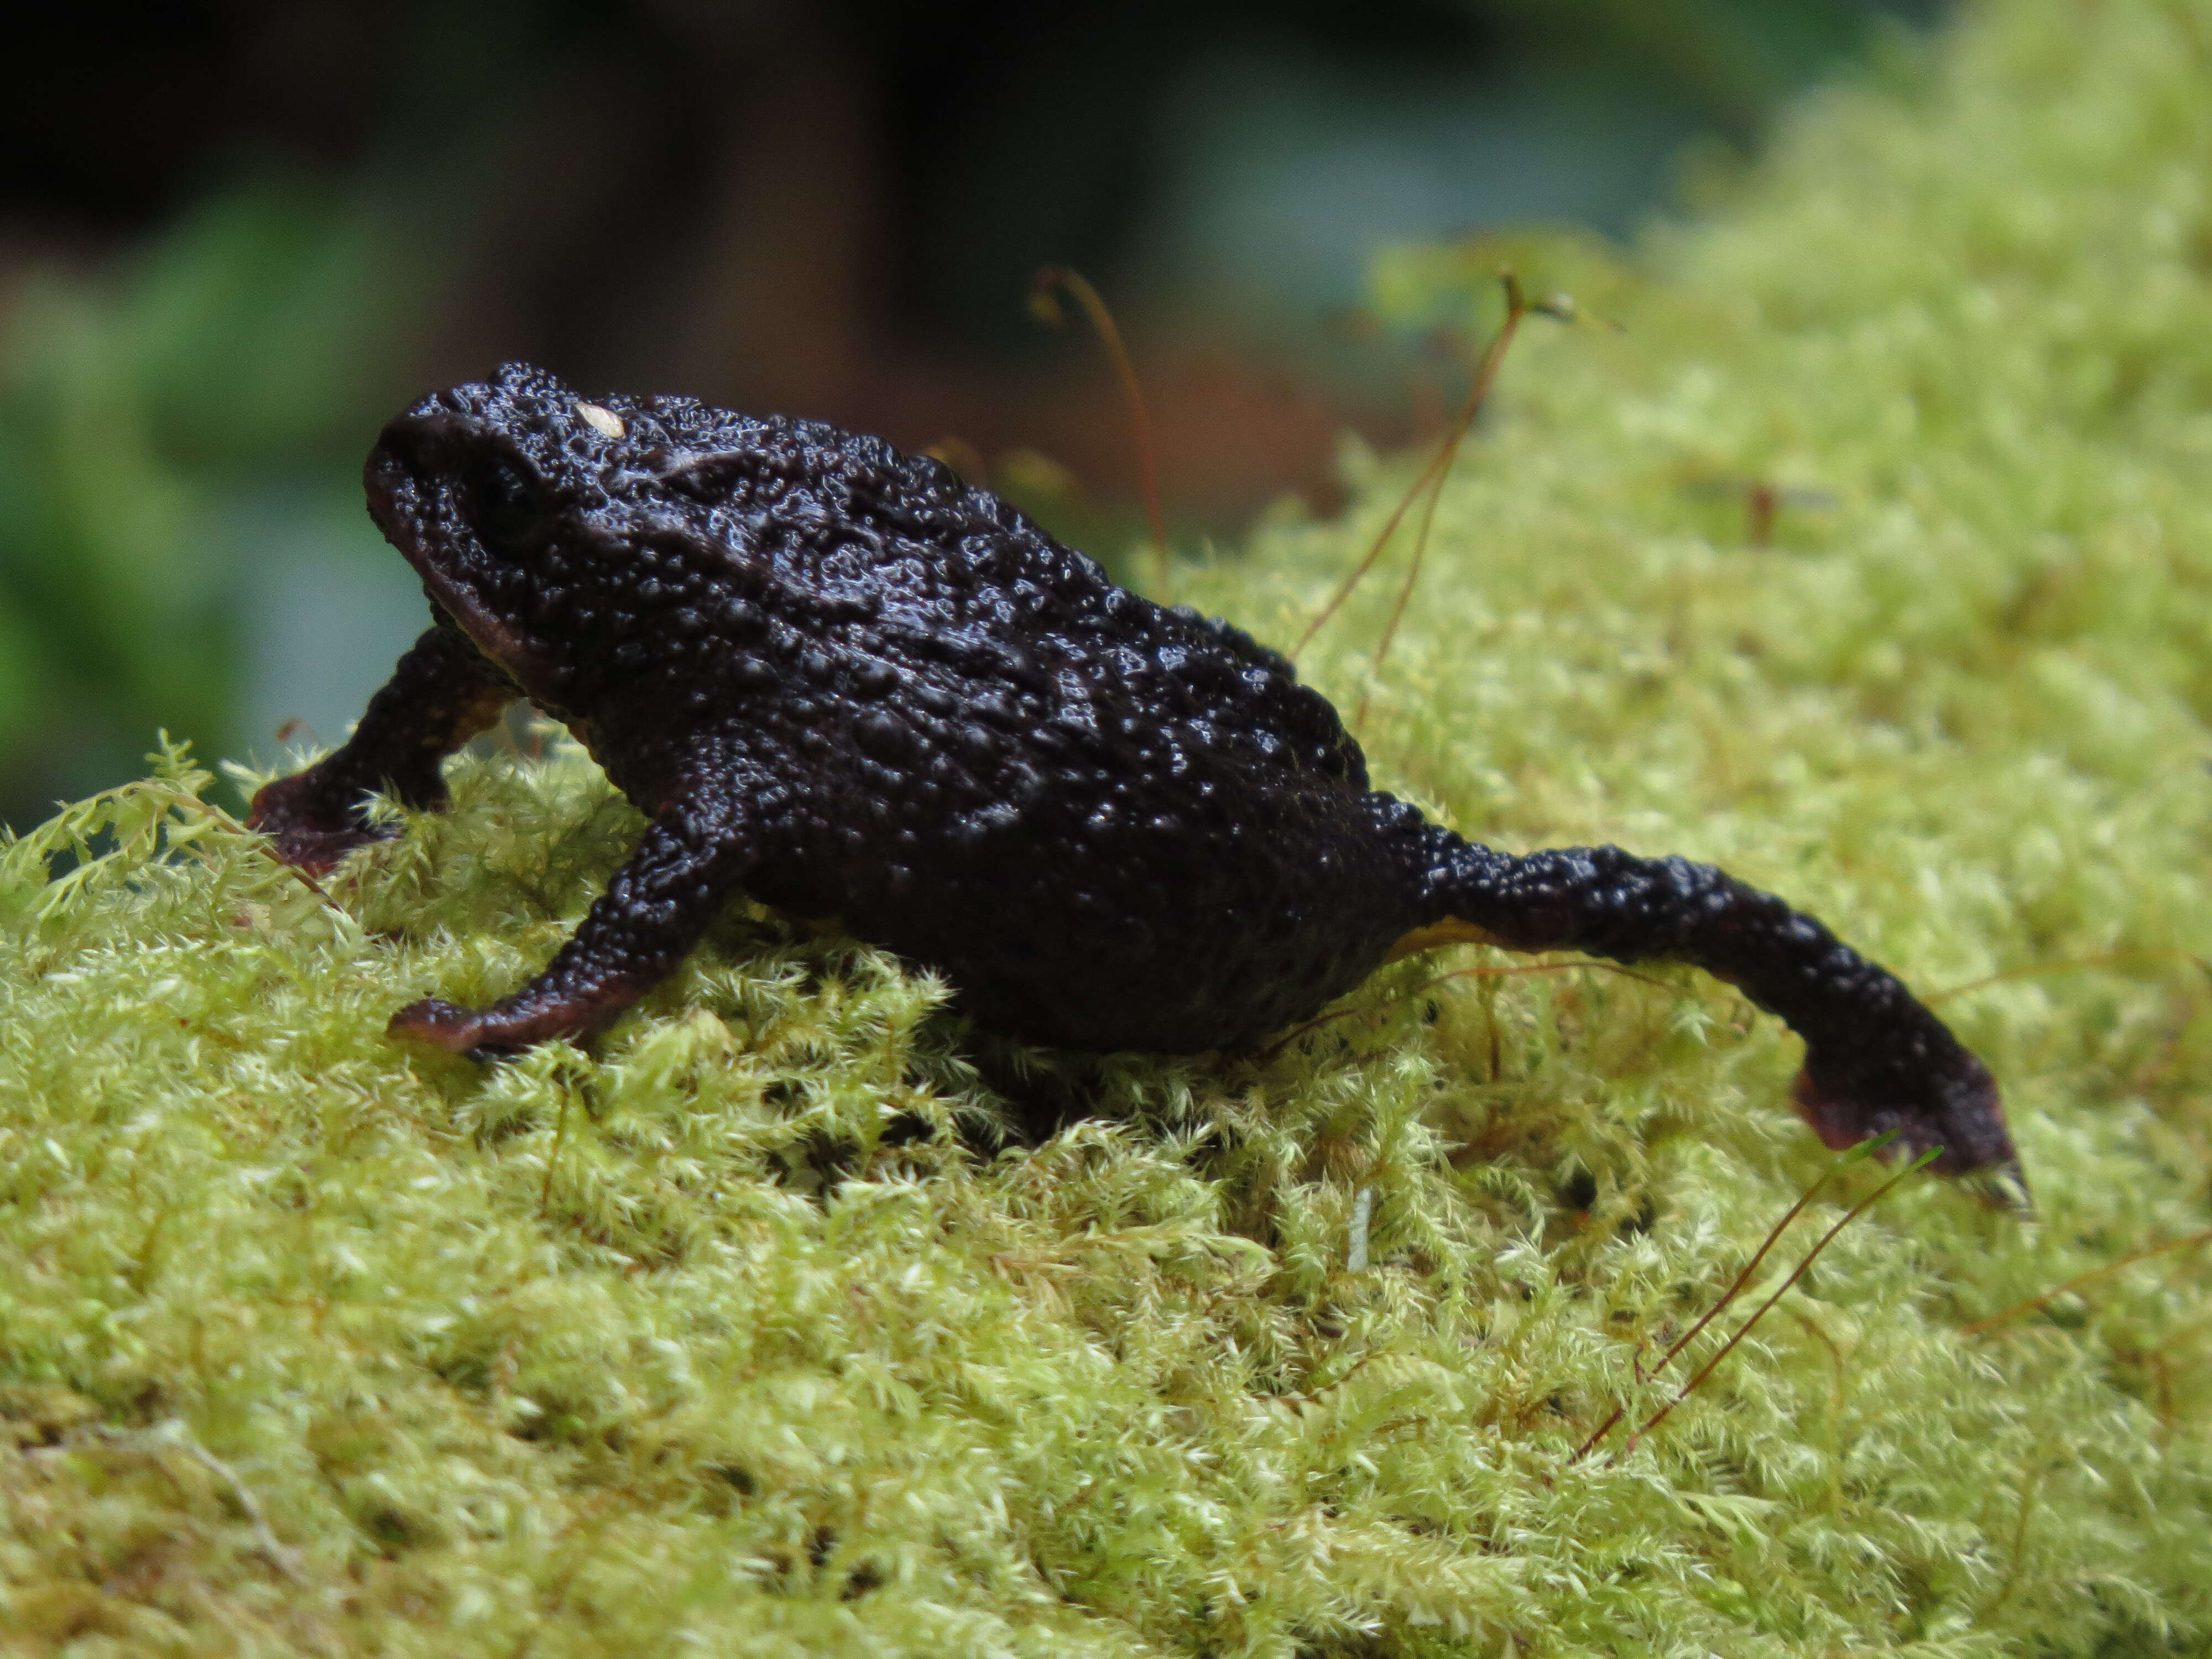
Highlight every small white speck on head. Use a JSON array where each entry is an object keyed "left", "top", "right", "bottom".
[{"left": 575, "top": 400, "right": 625, "bottom": 440}]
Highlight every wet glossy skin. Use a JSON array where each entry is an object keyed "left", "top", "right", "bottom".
[{"left": 251, "top": 362, "right": 2022, "bottom": 1185}]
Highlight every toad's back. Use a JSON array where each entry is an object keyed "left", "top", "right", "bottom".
[{"left": 645, "top": 405, "right": 1435, "bottom": 1049}]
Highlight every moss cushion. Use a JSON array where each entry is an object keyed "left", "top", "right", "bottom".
[{"left": 7, "top": 1, "right": 2212, "bottom": 1651}]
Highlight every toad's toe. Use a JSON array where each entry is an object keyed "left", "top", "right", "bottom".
[
  {"left": 388, "top": 998, "right": 500, "bottom": 1056},
  {"left": 1792, "top": 1046, "right": 2023, "bottom": 1197}
]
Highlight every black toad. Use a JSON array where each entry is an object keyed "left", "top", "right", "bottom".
[{"left": 251, "top": 362, "right": 2020, "bottom": 1183}]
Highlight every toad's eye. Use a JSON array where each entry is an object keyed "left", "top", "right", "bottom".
[{"left": 469, "top": 460, "right": 542, "bottom": 557}]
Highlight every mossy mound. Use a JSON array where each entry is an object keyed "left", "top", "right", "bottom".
[{"left": 8, "top": 2, "right": 2212, "bottom": 1652}]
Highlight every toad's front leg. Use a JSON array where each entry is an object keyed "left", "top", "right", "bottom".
[
  {"left": 249, "top": 624, "right": 513, "bottom": 873},
  {"left": 387, "top": 780, "right": 768, "bottom": 1056},
  {"left": 1408, "top": 831, "right": 2021, "bottom": 1188}
]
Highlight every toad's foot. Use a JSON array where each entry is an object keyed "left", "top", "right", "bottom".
[
  {"left": 1796, "top": 1046, "right": 2028, "bottom": 1208},
  {"left": 386, "top": 997, "right": 610, "bottom": 1058},
  {"left": 248, "top": 627, "right": 516, "bottom": 874},
  {"left": 248, "top": 774, "right": 398, "bottom": 875}
]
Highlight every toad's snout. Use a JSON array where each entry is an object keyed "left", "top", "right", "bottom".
[{"left": 362, "top": 411, "right": 556, "bottom": 699}]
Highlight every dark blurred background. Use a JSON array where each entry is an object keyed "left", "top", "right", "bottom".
[{"left": 0, "top": 0, "right": 1942, "bottom": 827}]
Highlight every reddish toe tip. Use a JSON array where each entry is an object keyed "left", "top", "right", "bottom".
[{"left": 1792, "top": 1053, "right": 2024, "bottom": 1192}]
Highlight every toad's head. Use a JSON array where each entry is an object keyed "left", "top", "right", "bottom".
[{"left": 364, "top": 361, "right": 779, "bottom": 711}]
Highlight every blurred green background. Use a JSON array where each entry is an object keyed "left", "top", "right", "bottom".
[{"left": 0, "top": 0, "right": 1941, "bottom": 828}]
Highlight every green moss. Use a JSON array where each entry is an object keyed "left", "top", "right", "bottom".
[{"left": 9, "top": 2, "right": 2212, "bottom": 1651}]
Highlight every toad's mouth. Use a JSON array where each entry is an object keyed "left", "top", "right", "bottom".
[{"left": 364, "top": 428, "right": 560, "bottom": 703}]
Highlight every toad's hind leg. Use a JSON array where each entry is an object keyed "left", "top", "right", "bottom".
[
  {"left": 1404, "top": 828, "right": 2021, "bottom": 1186},
  {"left": 249, "top": 624, "right": 513, "bottom": 873}
]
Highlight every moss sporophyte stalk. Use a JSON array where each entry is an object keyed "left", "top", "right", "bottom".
[{"left": 9, "top": 0, "right": 2212, "bottom": 1650}]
